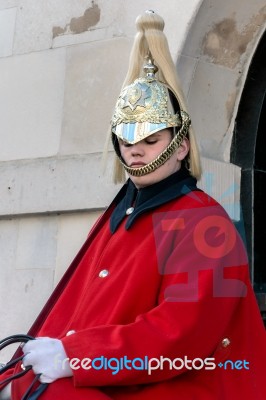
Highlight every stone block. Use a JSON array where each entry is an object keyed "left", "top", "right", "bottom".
[
  {"left": 0, "top": 7, "right": 16, "bottom": 57},
  {"left": 0, "top": 1, "right": 19, "bottom": 10},
  {"left": 0, "top": 48, "right": 66, "bottom": 161},
  {"left": 0, "top": 153, "right": 120, "bottom": 216},
  {"left": 0, "top": 215, "right": 57, "bottom": 361},
  {"left": 13, "top": 0, "right": 98, "bottom": 54},
  {"left": 0, "top": 219, "right": 19, "bottom": 273},
  {"left": 59, "top": 38, "right": 131, "bottom": 156},
  {"left": 54, "top": 211, "right": 102, "bottom": 285},
  {"left": 15, "top": 216, "right": 58, "bottom": 270},
  {"left": 187, "top": 60, "right": 239, "bottom": 161},
  {"left": 13, "top": 0, "right": 127, "bottom": 54},
  {"left": 0, "top": 268, "right": 54, "bottom": 362}
]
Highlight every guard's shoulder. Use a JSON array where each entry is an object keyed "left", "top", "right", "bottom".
[{"left": 178, "top": 189, "right": 221, "bottom": 209}]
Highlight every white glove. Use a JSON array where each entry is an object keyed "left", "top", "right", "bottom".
[
  {"left": 0, "top": 383, "right": 11, "bottom": 400},
  {"left": 22, "top": 337, "right": 73, "bottom": 383}
]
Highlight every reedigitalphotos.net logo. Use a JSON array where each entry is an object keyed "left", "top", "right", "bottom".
[{"left": 54, "top": 355, "right": 250, "bottom": 375}]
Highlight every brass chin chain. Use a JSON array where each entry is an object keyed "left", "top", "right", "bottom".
[{"left": 119, "top": 111, "right": 191, "bottom": 177}]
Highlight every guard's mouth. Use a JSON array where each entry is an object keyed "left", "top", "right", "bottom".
[{"left": 130, "top": 162, "right": 146, "bottom": 168}]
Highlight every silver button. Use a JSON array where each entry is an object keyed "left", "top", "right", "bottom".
[
  {"left": 126, "top": 207, "right": 134, "bottom": 215},
  {"left": 66, "top": 330, "right": 76, "bottom": 336},
  {"left": 99, "top": 269, "right": 109, "bottom": 278},
  {"left": 221, "top": 338, "right": 231, "bottom": 348}
]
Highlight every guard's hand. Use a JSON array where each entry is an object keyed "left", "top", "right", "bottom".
[{"left": 22, "top": 337, "right": 73, "bottom": 383}]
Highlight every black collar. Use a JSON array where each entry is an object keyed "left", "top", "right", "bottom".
[{"left": 110, "top": 168, "right": 200, "bottom": 233}]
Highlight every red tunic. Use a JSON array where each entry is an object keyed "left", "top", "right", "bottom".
[{"left": 2, "top": 175, "right": 266, "bottom": 400}]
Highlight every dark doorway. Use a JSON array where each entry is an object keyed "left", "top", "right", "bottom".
[{"left": 231, "top": 30, "right": 266, "bottom": 325}]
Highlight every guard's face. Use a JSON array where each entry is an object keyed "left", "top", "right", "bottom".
[{"left": 118, "top": 129, "right": 189, "bottom": 188}]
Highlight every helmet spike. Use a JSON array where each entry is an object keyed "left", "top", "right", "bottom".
[{"left": 143, "top": 53, "right": 158, "bottom": 80}]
